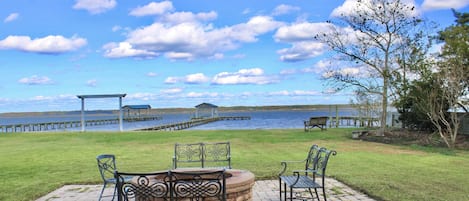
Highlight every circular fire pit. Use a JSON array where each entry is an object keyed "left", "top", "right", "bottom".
[{"left": 224, "top": 169, "right": 255, "bottom": 201}]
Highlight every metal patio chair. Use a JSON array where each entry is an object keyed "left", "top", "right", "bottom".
[
  {"left": 115, "top": 170, "right": 170, "bottom": 201},
  {"left": 97, "top": 154, "right": 131, "bottom": 201},
  {"left": 170, "top": 169, "right": 226, "bottom": 201}
]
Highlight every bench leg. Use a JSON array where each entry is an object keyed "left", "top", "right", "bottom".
[{"left": 279, "top": 179, "right": 283, "bottom": 200}]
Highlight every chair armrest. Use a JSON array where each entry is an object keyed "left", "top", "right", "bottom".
[
  {"left": 278, "top": 159, "right": 306, "bottom": 176},
  {"left": 287, "top": 169, "right": 317, "bottom": 186},
  {"left": 293, "top": 169, "right": 317, "bottom": 175}
]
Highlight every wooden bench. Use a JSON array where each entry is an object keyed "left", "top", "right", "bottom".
[
  {"left": 304, "top": 116, "right": 328, "bottom": 131},
  {"left": 352, "top": 130, "right": 368, "bottom": 139},
  {"left": 173, "top": 141, "right": 231, "bottom": 169}
]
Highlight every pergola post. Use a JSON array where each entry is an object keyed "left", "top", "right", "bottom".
[
  {"left": 81, "top": 97, "right": 85, "bottom": 132},
  {"left": 119, "top": 96, "right": 123, "bottom": 132}
]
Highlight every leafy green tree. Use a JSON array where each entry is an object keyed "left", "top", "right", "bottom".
[
  {"left": 428, "top": 9, "right": 469, "bottom": 148},
  {"left": 413, "top": 9, "right": 469, "bottom": 148},
  {"left": 438, "top": 9, "right": 469, "bottom": 103}
]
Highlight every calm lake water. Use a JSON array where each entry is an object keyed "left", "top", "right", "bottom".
[{"left": 0, "top": 109, "right": 358, "bottom": 131}]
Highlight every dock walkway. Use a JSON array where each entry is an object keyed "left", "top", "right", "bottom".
[{"left": 139, "top": 116, "right": 251, "bottom": 131}]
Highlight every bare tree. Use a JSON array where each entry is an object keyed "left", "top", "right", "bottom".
[{"left": 315, "top": 0, "right": 427, "bottom": 135}]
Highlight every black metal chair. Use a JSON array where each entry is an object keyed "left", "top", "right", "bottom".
[
  {"left": 170, "top": 169, "right": 226, "bottom": 201},
  {"left": 97, "top": 154, "right": 131, "bottom": 201},
  {"left": 279, "top": 145, "right": 337, "bottom": 201},
  {"left": 115, "top": 170, "right": 171, "bottom": 201}
]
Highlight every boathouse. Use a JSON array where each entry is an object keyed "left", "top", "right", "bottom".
[
  {"left": 122, "top": 105, "right": 152, "bottom": 119},
  {"left": 194, "top": 103, "right": 218, "bottom": 118}
]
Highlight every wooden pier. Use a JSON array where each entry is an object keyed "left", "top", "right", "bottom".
[
  {"left": 0, "top": 116, "right": 161, "bottom": 133},
  {"left": 139, "top": 116, "right": 251, "bottom": 131},
  {"left": 327, "top": 116, "right": 380, "bottom": 128}
]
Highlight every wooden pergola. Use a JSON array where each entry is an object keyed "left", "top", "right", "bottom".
[{"left": 76, "top": 94, "right": 126, "bottom": 132}]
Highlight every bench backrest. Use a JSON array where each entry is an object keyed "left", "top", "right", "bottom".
[
  {"left": 308, "top": 116, "right": 328, "bottom": 125},
  {"left": 173, "top": 142, "right": 231, "bottom": 169},
  {"left": 312, "top": 148, "right": 337, "bottom": 182},
  {"left": 304, "top": 144, "right": 321, "bottom": 172}
]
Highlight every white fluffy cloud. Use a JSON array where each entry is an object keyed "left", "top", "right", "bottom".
[
  {"left": 160, "top": 11, "right": 217, "bottom": 24},
  {"left": 164, "top": 76, "right": 179, "bottom": 84},
  {"left": 422, "top": 0, "right": 469, "bottom": 10},
  {"left": 277, "top": 41, "right": 327, "bottom": 62},
  {"left": 129, "top": 1, "right": 174, "bottom": 16},
  {"left": 272, "top": 4, "right": 300, "bottom": 16},
  {"left": 18, "top": 75, "right": 53, "bottom": 85},
  {"left": 104, "top": 3, "right": 283, "bottom": 60},
  {"left": 4, "top": 13, "right": 19, "bottom": 23},
  {"left": 185, "top": 73, "right": 210, "bottom": 84},
  {"left": 0, "top": 35, "right": 87, "bottom": 54},
  {"left": 160, "top": 88, "right": 183, "bottom": 94},
  {"left": 146, "top": 72, "right": 158, "bottom": 77},
  {"left": 274, "top": 22, "right": 334, "bottom": 62},
  {"left": 86, "top": 79, "right": 97, "bottom": 87},
  {"left": 164, "top": 73, "right": 210, "bottom": 84},
  {"left": 212, "top": 68, "right": 277, "bottom": 85},
  {"left": 103, "top": 42, "right": 157, "bottom": 58},
  {"left": 164, "top": 68, "right": 277, "bottom": 85},
  {"left": 275, "top": 22, "right": 332, "bottom": 42},
  {"left": 73, "top": 0, "right": 116, "bottom": 14},
  {"left": 186, "top": 92, "right": 219, "bottom": 98}
]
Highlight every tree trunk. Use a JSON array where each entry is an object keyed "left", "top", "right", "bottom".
[{"left": 378, "top": 72, "right": 389, "bottom": 136}]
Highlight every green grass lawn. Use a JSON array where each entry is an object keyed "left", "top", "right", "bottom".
[{"left": 0, "top": 128, "right": 468, "bottom": 201}]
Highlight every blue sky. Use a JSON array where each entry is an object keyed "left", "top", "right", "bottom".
[{"left": 0, "top": 0, "right": 468, "bottom": 113}]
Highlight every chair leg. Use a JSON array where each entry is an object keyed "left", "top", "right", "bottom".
[
  {"left": 307, "top": 188, "right": 315, "bottom": 201},
  {"left": 322, "top": 187, "right": 327, "bottom": 201},
  {"left": 289, "top": 187, "right": 293, "bottom": 201},
  {"left": 111, "top": 184, "right": 117, "bottom": 201},
  {"left": 314, "top": 188, "right": 320, "bottom": 201},
  {"left": 98, "top": 182, "right": 107, "bottom": 201},
  {"left": 284, "top": 183, "right": 287, "bottom": 201}
]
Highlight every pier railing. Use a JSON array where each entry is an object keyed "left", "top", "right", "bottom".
[
  {"left": 0, "top": 116, "right": 161, "bottom": 133},
  {"left": 327, "top": 116, "right": 380, "bottom": 128}
]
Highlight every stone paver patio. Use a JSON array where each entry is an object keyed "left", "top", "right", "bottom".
[{"left": 36, "top": 178, "right": 375, "bottom": 201}]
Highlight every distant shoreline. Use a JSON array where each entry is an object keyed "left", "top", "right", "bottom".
[{"left": 0, "top": 104, "right": 354, "bottom": 117}]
